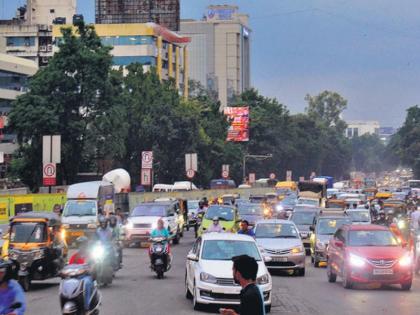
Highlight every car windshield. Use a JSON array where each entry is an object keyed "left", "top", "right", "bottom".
[
  {"left": 131, "top": 204, "right": 167, "bottom": 217},
  {"left": 238, "top": 204, "right": 263, "bottom": 216},
  {"left": 348, "top": 230, "right": 399, "bottom": 246},
  {"left": 63, "top": 200, "right": 97, "bottom": 217},
  {"left": 255, "top": 223, "right": 299, "bottom": 238},
  {"left": 188, "top": 201, "right": 199, "bottom": 210},
  {"left": 201, "top": 240, "right": 261, "bottom": 261},
  {"left": 297, "top": 199, "right": 318, "bottom": 206},
  {"left": 280, "top": 196, "right": 297, "bottom": 206},
  {"left": 347, "top": 211, "right": 370, "bottom": 222},
  {"left": 204, "top": 206, "right": 234, "bottom": 221},
  {"left": 10, "top": 222, "right": 47, "bottom": 243},
  {"left": 317, "top": 219, "right": 350, "bottom": 235},
  {"left": 290, "top": 212, "right": 316, "bottom": 225}
]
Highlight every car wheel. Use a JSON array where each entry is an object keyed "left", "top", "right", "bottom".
[
  {"left": 18, "top": 275, "right": 31, "bottom": 292},
  {"left": 193, "top": 281, "right": 202, "bottom": 310},
  {"left": 296, "top": 268, "right": 305, "bottom": 277},
  {"left": 185, "top": 272, "right": 192, "bottom": 299},
  {"left": 311, "top": 256, "right": 314, "bottom": 264},
  {"left": 265, "top": 304, "right": 272, "bottom": 313},
  {"left": 180, "top": 226, "right": 184, "bottom": 237},
  {"left": 327, "top": 264, "right": 337, "bottom": 283},
  {"left": 401, "top": 281, "right": 412, "bottom": 291},
  {"left": 342, "top": 268, "right": 353, "bottom": 289},
  {"left": 314, "top": 257, "right": 320, "bottom": 268}
]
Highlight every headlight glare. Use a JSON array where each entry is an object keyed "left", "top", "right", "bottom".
[
  {"left": 92, "top": 244, "right": 105, "bottom": 261},
  {"left": 349, "top": 253, "right": 365, "bottom": 267},
  {"left": 291, "top": 246, "right": 304, "bottom": 254},
  {"left": 125, "top": 221, "right": 134, "bottom": 229},
  {"left": 399, "top": 254, "right": 412, "bottom": 267}
]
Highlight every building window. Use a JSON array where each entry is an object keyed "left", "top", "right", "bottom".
[
  {"left": 353, "top": 128, "right": 359, "bottom": 137},
  {"left": 6, "top": 36, "right": 36, "bottom": 47},
  {"left": 101, "top": 35, "right": 154, "bottom": 46},
  {"left": 50, "top": 9, "right": 55, "bottom": 13}
]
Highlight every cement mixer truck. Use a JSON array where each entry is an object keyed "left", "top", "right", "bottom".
[{"left": 62, "top": 169, "right": 130, "bottom": 245}]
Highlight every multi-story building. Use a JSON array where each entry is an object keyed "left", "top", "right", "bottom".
[
  {"left": 95, "top": 0, "right": 180, "bottom": 31},
  {"left": 0, "top": 1, "right": 76, "bottom": 67},
  {"left": 180, "top": 5, "right": 251, "bottom": 107},
  {"left": 53, "top": 23, "right": 190, "bottom": 97},
  {"left": 378, "top": 127, "right": 396, "bottom": 144},
  {"left": 0, "top": 53, "right": 37, "bottom": 168},
  {"left": 345, "top": 120, "right": 380, "bottom": 138}
]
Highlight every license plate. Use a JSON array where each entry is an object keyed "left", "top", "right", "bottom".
[
  {"left": 272, "top": 257, "right": 288, "bottom": 262},
  {"left": 71, "top": 231, "right": 84, "bottom": 237},
  {"left": 373, "top": 269, "right": 393, "bottom": 275}
]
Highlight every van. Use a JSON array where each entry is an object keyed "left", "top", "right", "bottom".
[
  {"left": 62, "top": 181, "right": 114, "bottom": 244},
  {"left": 152, "top": 184, "right": 174, "bottom": 192},
  {"left": 172, "top": 181, "right": 198, "bottom": 191},
  {"left": 209, "top": 179, "right": 236, "bottom": 190}
]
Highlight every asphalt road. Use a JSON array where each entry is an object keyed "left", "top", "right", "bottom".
[{"left": 22, "top": 230, "right": 420, "bottom": 315}]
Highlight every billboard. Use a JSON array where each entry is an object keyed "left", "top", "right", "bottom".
[{"left": 224, "top": 106, "right": 249, "bottom": 142}]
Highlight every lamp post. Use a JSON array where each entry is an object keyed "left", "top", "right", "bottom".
[{"left": 242, "top": 154, "right": 273, "bottom": 183}]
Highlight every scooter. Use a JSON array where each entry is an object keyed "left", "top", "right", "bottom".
[
  {"left": 1, "top": 302, "right": 22, "bottom": 315},
  {"left": 149, "top": 237, "right": 171, "bottom": 279},
  {"left": 91, "top": 242, "right": 114, "bottom": 286},
  {"left": 59, "top": 264, "right": 101, "bottom": 315}
]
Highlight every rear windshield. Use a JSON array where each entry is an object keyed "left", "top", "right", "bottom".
[
  {"left": 63, "top": 200, "right": 97, "bottom": 217},
  {"left": 131, "top": 204, "right": 167, "bottom": 217}
]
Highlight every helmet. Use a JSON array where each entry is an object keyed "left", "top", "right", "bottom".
[
  {"left": 109, "top": 215, "right": 117, "bottom": 228},
  {"left": 75, "top": 236, "right": 89, "bottom": 249},
  {"left": 0, "top": 259, "right": 13, "bottom": 284},
  {"left": 379, "top": 210, "right": 385, "bottom": 216},
  {"left": 98, "top": 216, "right": 108, "bottom": 228}
]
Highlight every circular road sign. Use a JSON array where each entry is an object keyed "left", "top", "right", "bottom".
[
  {"left": 186, "top": 169, "right": 195, "bottom": 179},
  {"left": 43, "top": 163, "right": 56, "bottom": 177},
  {"left": 222, "top": 170, "right": 229, "bottom": 179},
  {"left": 269, "top": 173, "right": 276, "bottom": 180}
]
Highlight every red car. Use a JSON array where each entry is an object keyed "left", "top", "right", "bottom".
[{"left": 327, "top": 224, "right": 413, "bottom": 290}]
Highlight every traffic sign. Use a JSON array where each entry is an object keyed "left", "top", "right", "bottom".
[
  {"left": 186, "top": 169, "right": 195, "bottom": 179},
  {"left": 43, "top": 163, "right": 56, "bottom": 186},
  {"left": 222, "top": 164, "right": 230, "bottom": 178},
  {"left": 249, "top": 173, "right": 256, "bottom": 184},
  {"left": 269, "top": 173, "right": 276, "bottom": 180},
  {"left": 141, "top": 151, "right": 153, "bottom": 169},
  {"left": 141, "top": 169, "right": 152, "bottom": 186},
  {"left": 185, "top": 153, "right": 198, "bottom": 172},
  {"left": 299, "top": 176, "right": 305, "bottom": 182},
  {"left": 222, "top": 170, "right": 229, "bottom": 179},
  {"left": 286, "top": 170, "right": 292, "bottom": 181}
]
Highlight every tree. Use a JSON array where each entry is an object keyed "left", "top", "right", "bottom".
[
  {"left": 390, "top": 105, "right": 420, "bottom": 177},
  {"left": 9, "top": 22, "right": 124, "bottom": 189},
  {"left": 305, "top": 90, "right": 348, "bottom": 132},
  {"left": 351, "top": 134, "right": 388, "bottom": 174}
]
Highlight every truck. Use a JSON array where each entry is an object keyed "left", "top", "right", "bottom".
[
  {"left": 298, "top": 181, "right": 327, "bottom": 208},
  {"left": 313, "top": 176, "right": 334, "bottom": 189}
]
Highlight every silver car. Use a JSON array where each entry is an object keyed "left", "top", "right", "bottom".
[{"left": 255, "top": 219, "right": 306, "bottom": 276}]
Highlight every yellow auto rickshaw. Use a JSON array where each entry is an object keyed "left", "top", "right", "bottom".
[
  {"left": 0, "top": 228, "right": 9, "bottom": 259},
  {"left": 375, "top": 192, "right": 392, "bottom": 200},
  {"left": 275, "top": 181, "right": 297, "bottom": 200},
  {"left": 8, "top": 212, "right": 67, "bottom": 291}
]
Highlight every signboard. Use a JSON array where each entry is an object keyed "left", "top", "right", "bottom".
[
  {"left": 249, "top": 173, "right": 256, "bottom": 184},
  {"left": 141, "top": 169, "right": 152, "bottom": 186},
  {"left": 222, "top": 164, "right": 230, "bottom": 178},
  {"left": 286, "top": 170, "right": 292, "bottom": 181},
  {"left": 43, "top": 135, "right": 61, "bottom": 164},
  {"left": 224, "top": 107, "right": 249, "bottom": 142},
  {"left": 185, "top": 153, "right": 198, "bottom": 172},
  {"left": 269, "top": 173, "right": 276, "bottom": 180},
  {"left": 186, "top": 169, "right": 195, "bottom": 179},
  {"left": 0, "top": 152, "right": 4, "bottom": 164},
  {"left": 43, "top": 163, "right": 56, "bottom": 186},
  {"left": 310, "top": 172, "right": 316, "bottom": 180},
  {"left": 299, "top": 176, "right": 305, "bottom": 182},
  {"left": 141, "top": 151, "right": 153, "bottom": 169}
]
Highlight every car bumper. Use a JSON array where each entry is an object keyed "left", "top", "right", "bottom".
[
  {"left": 65, "top": 229, "right": 95, "bottom": 243},
  {"left": 196, "top": 281, "right": 271, "bottom": 305},
  {"left": 348, "top": 267, "right": 412, "bottom": 285},
  {"left": 265, "top": 254, "right": 306, "bottom": 269},
  {"left": 314, "top": 249, "right": 327, "bottom": 262},
  {"left": 125, "top": 228, "right": 152, "bottom": 241}
]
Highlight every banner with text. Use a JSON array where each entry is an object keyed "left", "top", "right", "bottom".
[{"left": 224, "top": 106, "right": 249, "bottom": 142}]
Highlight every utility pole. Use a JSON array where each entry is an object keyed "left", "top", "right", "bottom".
[{"left": 242, "top": 154, "right": 273, "bottom": 183}]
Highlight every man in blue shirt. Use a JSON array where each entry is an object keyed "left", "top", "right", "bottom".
[
  {"left": 238, "top": 220, "right": 255, "bottom": 237},
  {"left": 0, "top": 259, "right": 26, "bottom": 315},
  {"left": 150, "top": 218, "right": 170, "bottom": 239}
]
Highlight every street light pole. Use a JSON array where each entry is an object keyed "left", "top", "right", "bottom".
[{"left": 242, "top": 154, "right": 273, "bottom": 183}]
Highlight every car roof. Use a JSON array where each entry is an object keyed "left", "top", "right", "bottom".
[
  {"left": 318, "top": 216, "right": 350, "bottom": 220},
  {"left": 255, "top": 219, "right": 294, "bottom": 225},
  {"left": 344, "top": 224, "right": 389, "bottom": 231},
  {"left": 135, "top": 201, "right": 174, "bottom": 206},
  {"left": 201, "top": 233, "right": 256, "bottom": 242}
]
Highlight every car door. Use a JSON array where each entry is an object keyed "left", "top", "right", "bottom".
[
  {"left": 187, "top": 238, "right": 201, "bottom": 288},
  {"left": 166, "top": 204, "right": 177, "bottom": 235},
  {"left": 333, "top": 228, "right": 346, "bottom": 275}
]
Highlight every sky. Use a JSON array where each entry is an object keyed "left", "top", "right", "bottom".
[{"left": 2, "top": 0, "right": 420, "bottom": 127}]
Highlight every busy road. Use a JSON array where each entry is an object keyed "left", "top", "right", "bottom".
[{"left": 22, "top": 230, "right": 420, "bottom": 315}]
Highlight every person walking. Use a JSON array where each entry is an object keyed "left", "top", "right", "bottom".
[{"left": 219, "top": 255, "right": 265, "bottom": 315}]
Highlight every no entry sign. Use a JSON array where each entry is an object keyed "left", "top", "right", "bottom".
[{"left": 43, "top": 163, "right": 56, "bottom": 186}]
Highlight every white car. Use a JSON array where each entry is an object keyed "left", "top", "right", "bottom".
[
  {"left": 345, "top": 209, "right": 371, "bottom": 224},
  {"left": 185, "top": 233, "right": 272, "bottom": 312},
  {"left": 296, "top": 197, "right": 319, "bottom": 207}
]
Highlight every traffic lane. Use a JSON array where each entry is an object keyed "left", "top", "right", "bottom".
[{"left": 270, "top": 262, "right": 420, "bottom": 315}]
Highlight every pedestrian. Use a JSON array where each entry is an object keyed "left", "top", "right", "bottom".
[
  {"left": 206, "top": 217, "right": 224, "bottom": 233},
  {"left": 238, "top": 220, "right": 255, "bottom": 237},
  {"left": 410, "top": 206, "right": 420, "bottom": 231},
  {"left": 219, "top": 255, "right": 265, "bottom": 315}
]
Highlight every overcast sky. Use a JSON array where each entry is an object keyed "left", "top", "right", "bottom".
[{"left": 3, "top": 0, "right": 420, "bottom": 127}]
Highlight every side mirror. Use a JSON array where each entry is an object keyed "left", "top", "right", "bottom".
[
  {"left": 187, "top": 253, "right": 199, "bottom": 262},
  {"left": 263, "top": 255, "right": 272, "bottom": 263}
]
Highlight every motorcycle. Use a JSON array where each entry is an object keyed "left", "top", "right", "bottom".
[
  {"left": 59, "top": 264, "right": 101, "bottom": 315},
  {"left": 194, "top": 212, "right": 205, "bottom": 238},
  {"left": 91, "top": 242, "right": 114, "bottom": 286},
  {"left": 149, "top": 237, "right": 171, "bottom": 279},
  {"left": 1, "top": 302, "right": 22, "bottom": 315}
]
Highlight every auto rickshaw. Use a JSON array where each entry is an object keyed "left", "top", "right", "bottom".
[
  {"left": 0, "top": 227, "right": 9, "bottom": 259},
  {"left": 326, "top": 199, "right": 345, "bottom": 210},
  {"left": 7, "top": 212, "right": 67, "bottom": 291},
  {"left": 375, "top": 191, "right": 392, "bottom": 201}
]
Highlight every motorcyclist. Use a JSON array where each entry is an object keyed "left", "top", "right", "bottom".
[
  {"left": 109, "top": 215, "right": 123, "bottom": 269},
  {"left": 0, "top": 259, "right": 26, "bottom": 315},
  {"left": 95, "top": 216, "right": 117, "bottom": 270},
  {"left": 194, "top": 202, "right": 206, "bottom": 237},
  {"left": 206, "top": 217, "right": 224, "bottom": 233},
  {"left": 68, "top": 236, "right": 95, "bottom": 312},
  {"left": 150, "top": 218, "right": 170, "bottom": 239},
  {"left": 375, "top": 211, "right": 388, "bottom": 226}
]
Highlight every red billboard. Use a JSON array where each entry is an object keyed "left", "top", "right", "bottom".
[{"left": 224, "top": 106, "right": 249, "bottom": 142}]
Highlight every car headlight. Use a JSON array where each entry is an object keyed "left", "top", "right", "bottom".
[
  {"left": 200, "top": 272, "right": 217, "bottom": 284},
  {"left": 151, "top": 222, "right": 158, "bottom": 230},
  {"left": 33, "top": 249, "right": 44, "bottom": 260},
  {"left": 397, "top": 220, "right": 405, "bottom": 229},
  {"left": 291, "top": 246, "right": 304, "bottom": 254},
  {"left": 316, "top": 239, "right": 325, "bottom": 250},
  {"left": 61, "top": 229, "right": 66, "bottom": 240},
  {"left": 92, "top": 244, "right": 105, "bottom": 261},
  {"left": 87, "top": 223, "right": 97, "bottom": 229},
  {"left": 276, "top": 205, "right": 284, "bottom": 212},
  {"left": 349, "top": 253, "right": 365, "bottom": 267},
  {"left": 399, "top": 254, "right": 412, "bottom": 267},
  {"left": 62, "top": 224, "right": 70, "bottom": 229},
  {"left": 257, "top": 273, "right": 270, "bottom": 285},
  {"left": 125, "top": 221, "right": 133, "bottom": 229},
  {"left": 9, "top": 250, "right": 18, "bottom": 260}
]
